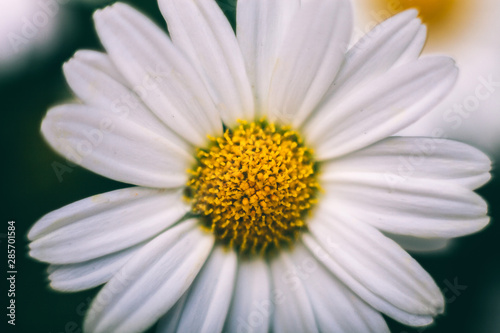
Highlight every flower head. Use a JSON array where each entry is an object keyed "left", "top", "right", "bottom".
[{"left": 28, "top": 0, "right": 491, "bottom": 332}]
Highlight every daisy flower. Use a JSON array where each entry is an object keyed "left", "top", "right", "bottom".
[{"left": 28, "top": 0, "right": 491, "bottom": 332}]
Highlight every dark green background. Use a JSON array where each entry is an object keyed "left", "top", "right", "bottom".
[{"left": 1, "top": 0, "right": 499, "bottom": 332}]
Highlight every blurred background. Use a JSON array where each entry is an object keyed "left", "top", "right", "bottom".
[{"left": 1, "top": 0, "right": 499, "bottom": 332}]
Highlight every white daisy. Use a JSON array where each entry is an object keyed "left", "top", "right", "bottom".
[{"left": 28, "top": 1, "right": 491, "bottom": 332}]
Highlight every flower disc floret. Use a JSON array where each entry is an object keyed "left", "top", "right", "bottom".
[{"left": 185, "top": 120, "right": 319, "bottom": 255}]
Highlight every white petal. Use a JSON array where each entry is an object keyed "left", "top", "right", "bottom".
[
  {"left": 291, "top": 244, "right": 390, "bottom": 333},
  {"left": 29, "top": 187, "right": 189, "bottom": 264},
  {"left": 94, "top": 3, "right": 222, "bottom": 145},
  {"left": 156, "top": 292, "right": 190, "bottom": 333},
  {"left": 157, "top": 248, "right": 237, "bottom": 333},
  {"left": 385, "top": 233, "right": 451, "bottom": 253},
  {"left": 71, "top": 50, "right": 127, "bottom": 85},
  {"left": 224, "top": 258, "right": 272, "bottom": 333},
  {"left": 311, "top": 207, "right": 444, "bottom": 314},
  {"left": 63, "top": 52, "right": 191, "bottom": 151},
  {"left": 159, "top": 0, "right": 254, "bottom": 125},
  {"left": 306, "top": 56, "right": 458, "bottom": 160},
  {"left": 270, "top": 252, "right": 318, "bottom": 333},
  {"left": 303, "top": 232, "right": 434, "bottom": 327},
  {"left": 305, "top": 207, "right": 446, "bottom": 326},
  {"left": 321, "top": 10, "right": 423, "bottom": 102},
  {"left": 322, "top": 172, "right": 489, "bottom": 237},
  {"left": 171, "top": 246, "right": 237, "bottom": 333},
  {"left": 84, "top": 220, "right": 214, "bottom": 333},
  {"left": 393, "top": 24, "right": 427, "bottom": 67},
  {"left": 41, "top": 104, "right": 192, "bottom": 188},
  {"left": 236, "top": 0, "right": 299, "bottom": 114},
  {"left": 48, "top": 242, "right": 144, "bottom": 292},
  {"left": 321, "top": 137, "right": 492, "bottom": 190},
  {"left": 267, "top": 0, "right": 352, "bottom": 126}
]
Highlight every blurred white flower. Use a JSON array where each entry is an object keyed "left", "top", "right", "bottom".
[
  {"left": 0, "top": 0, "right": 68, "bottom": 75},
  {"left": 353, "top": 0, "right": 500, "bottom": 158}
]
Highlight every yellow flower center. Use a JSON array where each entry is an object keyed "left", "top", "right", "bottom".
[
  {"left": 185, "top": 120, "right": 319, "bottom": 255},
  {"left": 367, "top": 0, "right": 472, "bottom": 47},
  {"left": 393, "top": 0, "right": 456, "bottom": 26}
]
